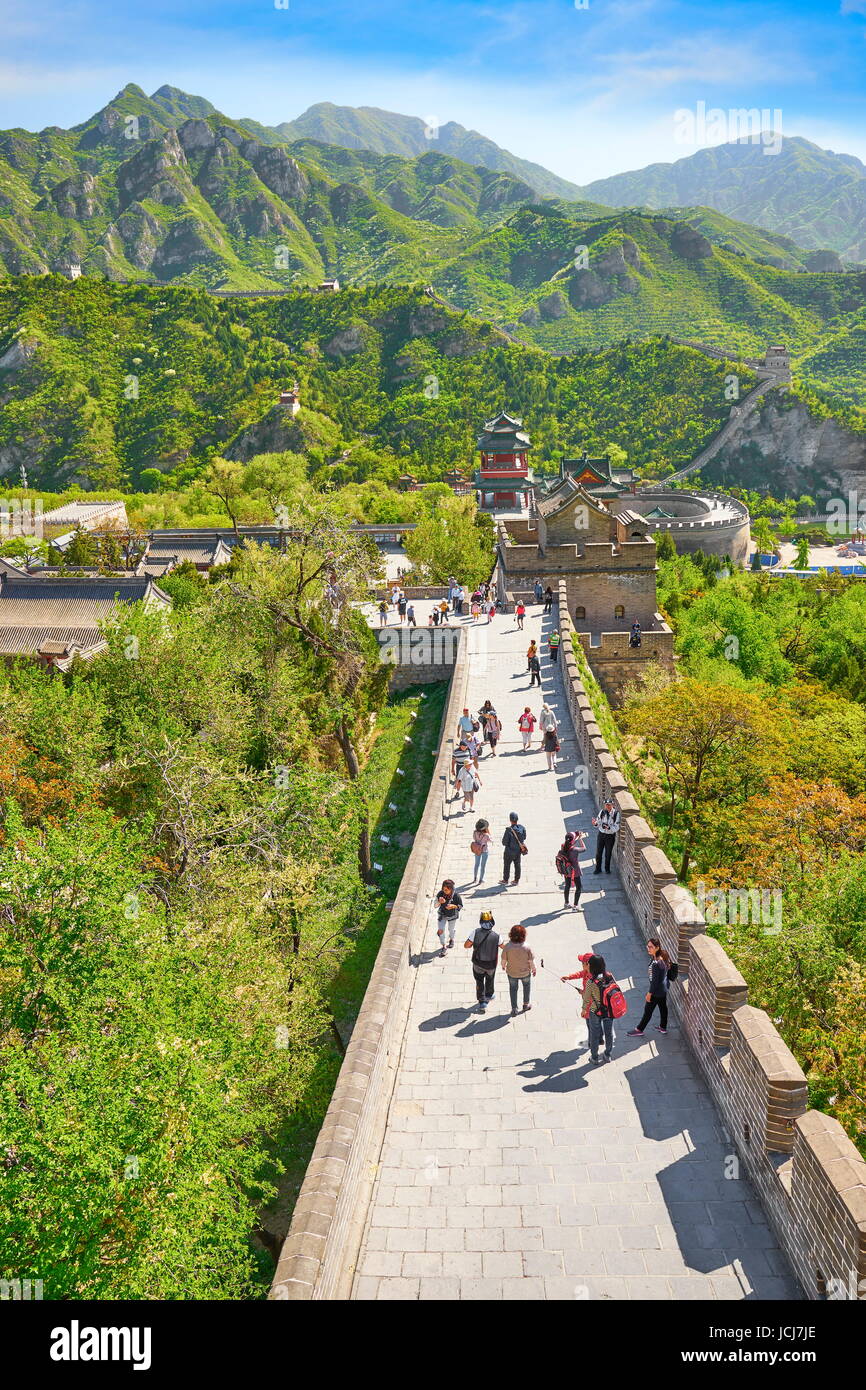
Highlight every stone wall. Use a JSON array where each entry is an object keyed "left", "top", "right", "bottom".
[
  {"left": 556, "top": 579, "right": 866, "bottom": 1300},
  {"left": 269, "top": 631, "right": 471, "bottom": 1300},
  {"left": 376, "top": 626, "right": 460, "bottom": 689}
]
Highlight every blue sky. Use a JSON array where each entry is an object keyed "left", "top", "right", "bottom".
[{"left": 1, "top": 0, "right": 864, "bottom": 181}]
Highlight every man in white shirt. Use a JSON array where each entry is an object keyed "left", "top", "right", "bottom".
[{"left": 592, "top": 799, "right": 620, "bottom": 874}]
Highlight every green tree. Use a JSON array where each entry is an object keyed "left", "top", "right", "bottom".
[{"left": 404, "top": 494, "right": 492, "bottom": 587}]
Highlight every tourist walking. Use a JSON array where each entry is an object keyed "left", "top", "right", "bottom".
[
  {"left": 406, "top": 602, "right": 416, "bottom": 627},
  {"left": 398, "top": 595, "right": 407, "bottom": 624},
  {"left": 548, "top": 629, "right": 561, "bottom": 663},
  {"left": 435, "top": 879, "right": 463, "bottom": 956},
  {"left": 534, "top": 579, "right": 543, "bottom": 605},
  {"left": 486, "top": 598, "right": 496, "bottom": 623},
  {"left": 539, "top": 702, "right": 559, "bottom": 769},
  {"left": 457, "top": 707, "right": 476, "bottom": 741},
  {"left": 501, "top": 925, "right": 535, "bottom": 1015},
  {"left": 528, "top": 651, "right": 541, "bottom": 687},
  {"left": 471, "top": 597, "right": 481, "bottom": 622},
  {"left": 543, "top": 585, "right": 554, "bottom": 613},
  {"left": 526, "top": 639, "right": 538, "bottom": 671},
  {"left": 484, "top": 709, "right": 501, "bottom": 756},
  {"left": 464, "top": 911, "right": 499, "bottom": 1011},
  {"left": 582, "top": 953, "right": 617, "bottom": 1063},
  {"left": 515, "top": 600, "right": 526, "bottom": 630},
  {"left": 465, "top": 730, "right": 482, "bottom": 769},
  {"left": 378, "top": 599, "right": 388, "bottom": 627},
  {"left": 477, "top": 699, "right": 496, "bottom": 734},
  {"left": 593, "top": 799, "right": 620, "bottom": 874},
  {"left": 630, "top": 619, "right": 642, "bottom": 648},
  {"left": 518, "top": 706, "right": 537, "bottom": 751},
  {"left": 457, "top": 759, "right": 481, "bottom": 812},
  {"left": 500, "top": 811, "right": 527, "bottom": 886},
  {"left": 439, "top": 599, "right": 449, "bottom": 623},
  {"left": 628, "top": 938, "right": 671, "bottom": 1036},
  {"left": 451, "top": 739, "right": 472, "bottom": 797},
  {"left": 555, "top": 829, "right": 586, "bottom": 910},
  {"left": 471, "top": 818, "right": 491, "bottom": 884}
]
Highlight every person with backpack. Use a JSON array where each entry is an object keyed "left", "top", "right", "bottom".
[
  {"left": 539, "top": 702, "right": 559, "bottom": 769},
  {"left": 484, "top": 709, "right": 501, "bottom": 757},
  {"left": 515, "top": 600, "right": 526, "bottom": 630},
  {"left": 555, "top": 829, "right": 586, "bottom": 910},
  {"left": 457, "top": 758, "right": 481, "bottom": 812},
  {"left": 435, "top": 879, "right": 463, "bottom": 957},
  {"left": 470, "top": 818, "right": 491, "bottom": 884},
  {"left": 627, "top": 938, "right": 676, "bottom": 1037},
  {"left": 477, "top": 699, "right": 496, "bottom": 734},
  {"left": 548, "top": 629, "right": 561, "bottom": 663},
  {"left": 501, "top": 924, "right": 536, "bottom": 1015},
  {"left": 526, "top": 639, "right": 538, "bottom": 671},
  {"left": 518, "top": 706, "right": 537, "bottom": 751},
  {"left": 528, "top": 650, "right": 541, "bottom": 688},
  {"left": 543, "top": 585, "right": 554, "bottom": 613},
  {"left": 464, "top": 910, "right": 499, "bottom": 1011},
  {"left": 581, "top": 953, "right": 624, "bottom": 1063},
  {"left": 500, "top": 811, "right": 527, "bottom": 886}
]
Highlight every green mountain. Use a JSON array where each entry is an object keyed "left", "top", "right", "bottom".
[
  {"left": 0, "top": 278, "right": 755, "bottom": 490},
  {"left": 2, "top": 85, "right": 865, "bottom": 420},
  {"left": 273, "top": 103, "right": 586, "bottom": 202},
  {"left": 582, "top": 136, "right": 866, "bottom": 265}
]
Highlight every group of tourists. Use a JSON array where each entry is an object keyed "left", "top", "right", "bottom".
[
  {"left": 429, "top": 577, "right": 677, "bottom": 1062},
  {"left": 441, "top": 868, "right": 676, "bottom": 1054}
]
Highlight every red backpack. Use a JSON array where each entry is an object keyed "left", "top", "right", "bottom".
[{"left": 600, "top": 974, "right": 628, "bottom": 1020}]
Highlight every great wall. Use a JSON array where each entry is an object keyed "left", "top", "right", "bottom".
[{"left": 269, "top": 584, "right": 866, "bottom": 1302}]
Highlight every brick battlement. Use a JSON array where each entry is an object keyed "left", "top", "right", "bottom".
[{"left": 557, "top": 578, "right": 866, "bottom": 1300}]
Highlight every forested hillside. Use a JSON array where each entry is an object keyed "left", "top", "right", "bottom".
[
  {"left": 620, "top": 551, "right": 866, "bottom": 1158},
  {"left": 2, "top": 84, "right": 866, "bottom": 418},
  {"left": 0, "top": 278, "right": 753, "bottom": 490},
  {"left": 0, "top": 515, "right": 449, "bottom": 1297}
]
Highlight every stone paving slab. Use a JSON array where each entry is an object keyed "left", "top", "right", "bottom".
[{"left": 352, "top": 598, "right": 799, "bottom": 1300}]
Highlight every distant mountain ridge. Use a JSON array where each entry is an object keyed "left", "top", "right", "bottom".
[
  {"left": 1, "top": 84, "right": 865, "bottom": 423},
  {"left": 271, "top": 102, "right": 586, "bottom": 202},
  {"left": 582, "top": 136, "right": 866, "bottom": 263}
]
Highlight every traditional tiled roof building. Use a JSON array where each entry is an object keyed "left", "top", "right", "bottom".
[{"left": 0, "top": 573, "right": 171, "bottom": 670}]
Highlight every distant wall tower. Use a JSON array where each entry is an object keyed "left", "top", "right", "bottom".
[
  {"left": 279, "top": 381, "right": 301, "bottom": 416},
  {"left": 764, "top": 345, "right": 791, "bottom": 380}
]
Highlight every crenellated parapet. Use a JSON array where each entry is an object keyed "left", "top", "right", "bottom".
[{"left": 556, "top": 578, "right": 866, "bottom": 1300}]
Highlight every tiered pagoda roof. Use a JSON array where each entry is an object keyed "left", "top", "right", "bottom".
[{"left": 476, "top": 411, "right": 531, "bottom": 454}]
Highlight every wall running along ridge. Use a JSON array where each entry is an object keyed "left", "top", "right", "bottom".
[{"left": 556, "top": 580, "right": 866, "bottom": 1302}]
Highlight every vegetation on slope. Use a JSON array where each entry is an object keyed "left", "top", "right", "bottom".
[
  {"left": 0, "top": 512, "right": 447, "bottom": 1297},
  {"left": 0, "top": 278, "right": 752, "bottom": 490},
  {"left": 617, "top": 554, "right": 866, "bottom": 1157}
]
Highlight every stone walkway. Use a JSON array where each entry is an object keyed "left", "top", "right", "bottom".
[{"left": 352, "top": 601, "right": 799, "bottom": 1300}]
